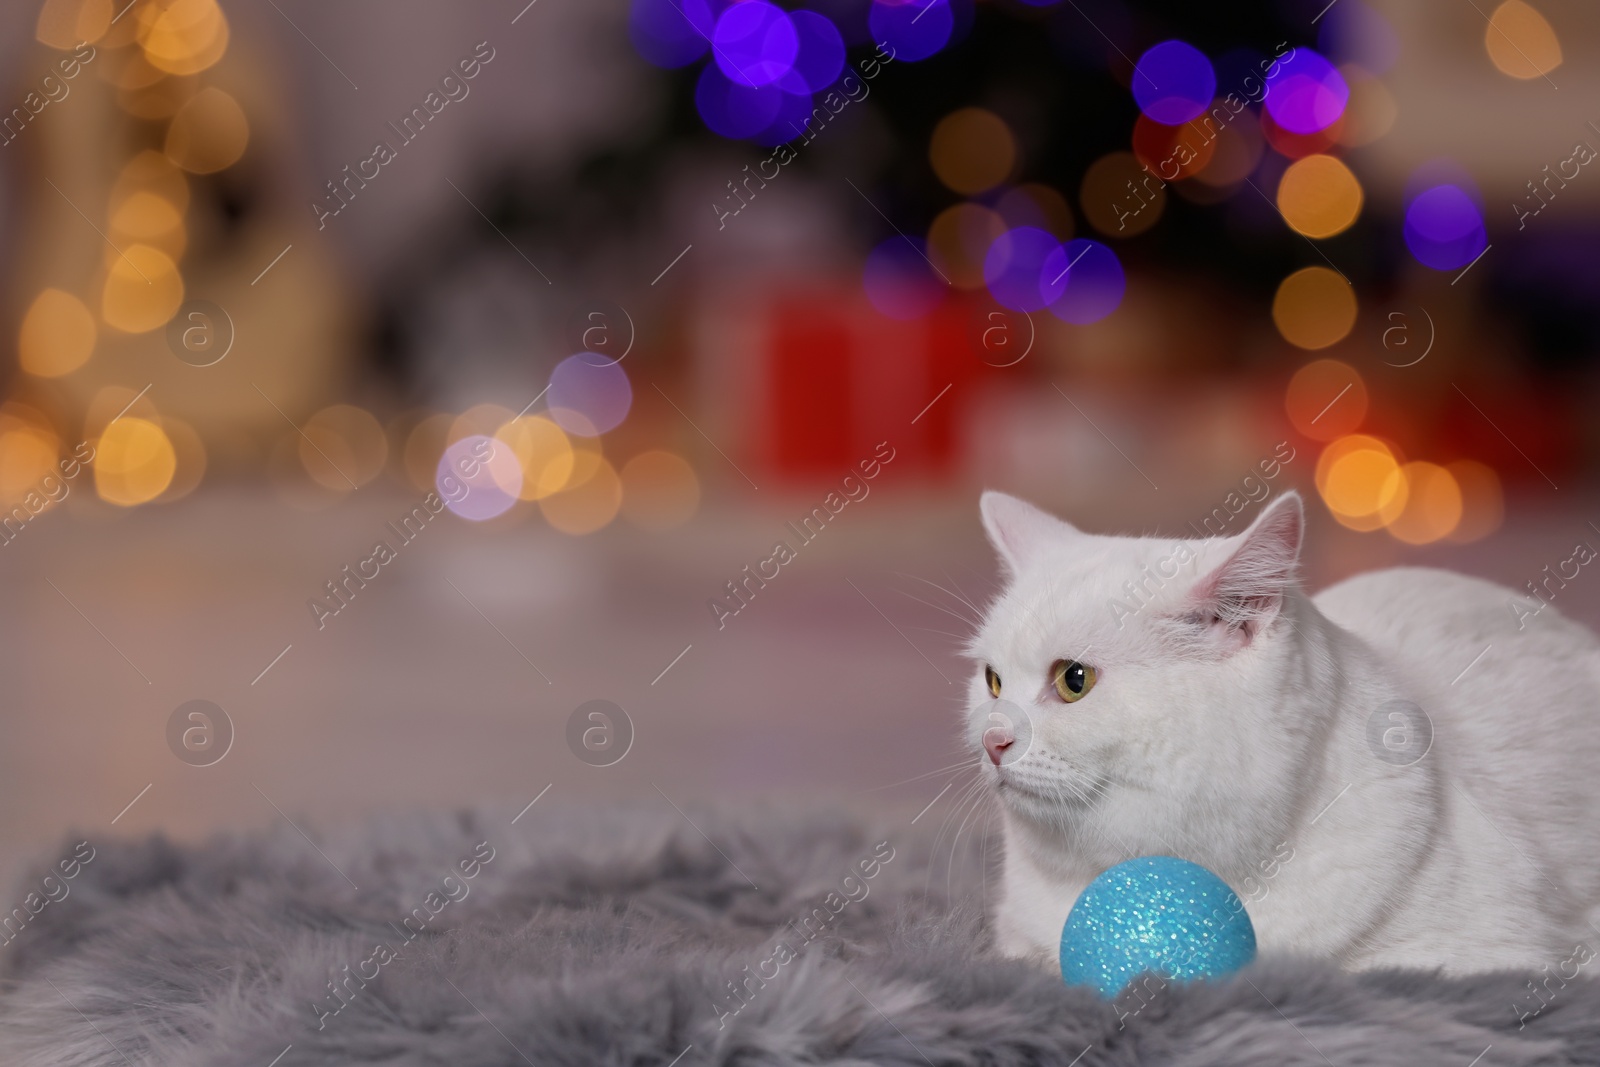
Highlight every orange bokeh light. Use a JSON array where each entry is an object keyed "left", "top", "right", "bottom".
[{"left": 1286, "top": 359, "right": 1367, "bottom": 441}]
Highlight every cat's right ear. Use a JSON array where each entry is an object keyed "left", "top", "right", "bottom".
[{"left": 980, "top": 491, "right": 1079, "bottom": 571}]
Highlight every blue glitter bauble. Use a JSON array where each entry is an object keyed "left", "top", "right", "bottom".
[{"left": 1059, "top": 856, "right": 1256, "bottom": 998}]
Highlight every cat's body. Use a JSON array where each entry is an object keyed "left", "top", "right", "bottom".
[{"left": 972, "top": 490, "right": 1600, "bottom": 974}]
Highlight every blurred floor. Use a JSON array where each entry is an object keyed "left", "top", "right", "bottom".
[{"left": 0, "top": 478, "right": 1594, "bottom": 886}]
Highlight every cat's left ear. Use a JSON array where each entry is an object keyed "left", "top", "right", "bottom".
[
  {"left": 980, "top": 491, "right": 1081, "bottom": 571},
  {"left": 1187, "top": 491, "right": 1303, "bottom": 649}
]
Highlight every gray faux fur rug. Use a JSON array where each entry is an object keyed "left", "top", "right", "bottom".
[{"left": 0, "top": 804, "right": 1592, "bottom": 1066}]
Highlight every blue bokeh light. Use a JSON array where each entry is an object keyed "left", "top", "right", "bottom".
[
  {"left": 1040, "top": 239, "right": 1126, "bottom": 324},
  {"left": 713, "top": 1, "right": 799, "bottom": 87},
  {"left": 629, "top": 0, "right": 717, "bottom": 69},
  {"left": 1262, "top": 48, "right": 1348, "bottom": 135},
  {"left": 753, "top": 88, "right": 817, "bottom": 146},
  {"left": 1132, "top": 40, "right": 1216, "bottom": 125},
  {"left": 548, "top": 353, "right": 634, "bottom": 436},
  {"left": 783, "top": 10, "right": 846, "bottom": 93},
  {"left": 984, "top": 227, "right": 1061, "bottom": 313},
  {"left": 868, "top": 0, "right": 953, "bottom": 63},
  {"left": 695, "top": 64, "right": 783, "bottom": 139},
  {"left": 1404, "top": 185, "right": 1487, "bottom": 271}
]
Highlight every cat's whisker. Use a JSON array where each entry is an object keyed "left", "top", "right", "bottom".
[
  {"left": 926, "top": 774, "right": 988, "bottom": 898},
  {"left": 896, "top": 572, "right": 987, "bottom": 625},
  {"left": 906, "top": 624, "right": 976, "bottom": 644},
  {"left": 859, "top": 757, "right": 982, "bottom": 794},
  {"left": 939, "top": 568, "right": 991, "bottom": 621},
  {"left": 893, "top": 585, "right": 984, "bottom": 631}
]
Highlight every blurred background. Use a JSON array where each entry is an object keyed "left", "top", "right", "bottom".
[{"left": 0, "top": 0, "right": 1595, "bottom": 874}]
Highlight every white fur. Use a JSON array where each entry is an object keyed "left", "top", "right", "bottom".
[{"left": 970, "top": 489, "right": 1600, "bottom": 974}]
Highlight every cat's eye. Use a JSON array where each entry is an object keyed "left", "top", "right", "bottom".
[
  {"left": 1051, "top": 659, "right": 1097, "bottom": 703},
  {"left": 984, "top": 665, "right": 1002, "bottom": 698}
]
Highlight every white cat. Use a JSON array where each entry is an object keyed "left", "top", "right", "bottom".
[{"left": 969, "top": 488, "right": 1600, "bottom": 975}]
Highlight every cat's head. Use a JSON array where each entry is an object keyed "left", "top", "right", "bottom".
[{"left": 966, "top": 489, "right": 1305, "bottom": 831}]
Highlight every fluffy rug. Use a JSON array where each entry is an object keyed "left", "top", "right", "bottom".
[{"left": 0, "top": 804, "right": 1594, "bottom": 1066}]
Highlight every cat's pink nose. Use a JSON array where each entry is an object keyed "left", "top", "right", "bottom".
[{"left": 983, "top": 724, "right": 1014, "bottom": 766}]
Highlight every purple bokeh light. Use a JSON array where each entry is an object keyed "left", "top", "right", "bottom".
[
  {"left": 1040, "top": 239, "right": 1126, "bottom": 324},
  {"left": 869, "top": 0, "right": 953, "bottom": 63},
  {"left": 863, "top": 238, "right": 944, "bottom": 320},
  {"left": 629, "top": 0, "right": 717, "bottom": 69},
  {"left": 753, "top": 88, "right": 817, "bottom": 145},
  {"left": 548, "top": 353, "right": 634, "bottom": 436},
  {"left": 782, "top": 10, "right": 846, "bottom": 93},
  {"left": 1262, "top": 48, "right": 1348, "bottom": 134},
  {"left": 1132, "top": 40, "right": 1216, "bottom": 125},
  {"left": 438, "top": 435, "right": 521, "bottom": 522},
  {"left": 713, "top": 1, "right": 798, "bottom": 87},
  {"left": 984, "top": 227, "right": 1061, "bottom": 312},
  {"left": 695, "top": 64, "right": 783, "bottom": 138},
  {"left": 1403, "top": 185, "right": 1487, "bottom": 271}
]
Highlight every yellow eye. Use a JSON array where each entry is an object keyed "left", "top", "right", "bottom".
[
  {"left": 1052, "top": 659, "right": 1097, "bottom": 703},
  {"left": 985, "top": 665, "right": 1002, "bottom": 697}
]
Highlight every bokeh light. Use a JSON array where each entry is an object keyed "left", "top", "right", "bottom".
[
  {"left": 620, "top": 451, "right": 701, "bottom": 530},
  {"left": 1193, "top": 116, "right": 1264, "bottom": 188},
  {"left": 1132, "top": 40, "right": 1215, "bottom": 125},
  {"left": 159, "top": 417, "right": 207, "bottom": 503},
  {"left": 165, "top": 87, "right": 249, "bottom": 174},
  {"left": 926, "top": 203, "right": 1007, "bottom": 289},
  {"left": 438, "top": 434, "right": 521, "bottom": 522},
  {"left": 300, "top": 405, "right": 388, "bottom": 490},
  {"left": 695, "top": 64, "right": 782, "bottom": 139},
  {"left": 19, "top": 289, "right": 96, "bottom": 378},
  {"left": 0, "top": 408, "right": 61, "bottom": 505},
  {"left": 929, "top": 108, "right": 1015, "bottom": 195},
  {"left": 113, "top": 150, "right": 190, "bottom": 215},
  {"left": 994, "top": 184, "right": 1074, "bottom": 239},
  {"left": 863, "top": 238, "right": 944, "bottom": 320},
  {"left": 783, "top": 10, "right": 844, "bottom": 93},
  {"left": 751, "top": 88, "right": 816, "bottom": 147},
  {"left": 540, "top": 456, "right": 623, "bottom": 534},
  {"left": 713, "top": 1, "right": 797, "bottom": 88},
  {"left": 983, "top": 227, "right": 1059, "bottom": 312},
  {"left": 629, "top": 0, "right": 714, "bottom": 69},
  {"left": 1445, "top": 460, "right": 1504, "bottom": 543},
  {"left": 1485, "top": 1, "right": 1561, "bottom": 80},
  {"left": 450, "top": 403, "right": 518, "bottom": 444},
  {"left": 402, "top": 413, "right": 454, "bottom": 492},
  {"left": 1272, "top": 267, "right": 1356, "bottom": 350},
  {"left": 548, "top": 354, "right": 633, "bottom": 436},
  {"left": 1131, "top": 115, "right": 1216, "bottom": 181},
  {"left": 1081, "top": 152, "right": 1164, "bottom": 237},
  {"left": 494, "top": 415, "right": 575, "bottom": 500},
  {"left": 137, "top": 0, "right": 229, "bottom": 76},
  {"left": 869, "top": 0, "right": 952, "bottom": 63},
  {"left": 1403, "top": 184, "right": 1487, "bottom": 271},
  {"left": 1260, "top": 108, "right": 1343, "bottom": 158},
  {"left": 1039, "top": 239, "right": 1125, "bottom": 324},
  {"left": 1316, "top": 434, "right": 1406, "bottom": 531},
  {"left": 109, "top": 190, "right": 186, "bottom": 264},
  {"left": 1276, "top": 154, "right": 1363, "bottom": 239},
  {"left": 1263, "top": 48, "right": 1348, "bottom": 135},
  {"left": 1285, "top": 358, "right": 1367, "bottom": 441},
  {"left": 1334, "top": 66, "right": 1398, "bottom": 147},
  {"left": 96, "top": 417, "right": 177, "bottom": 506},
  {"left": 102, "top": 245, "right": 184, "bottom": 334},
  {"left": 37, "top": 0, "right": 111, "bottom": 49},
  {"left": 1385, "top": 461, "right": 1463, "bottom": 544}
]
